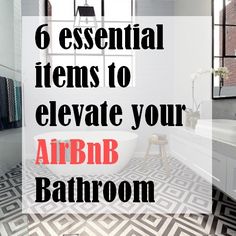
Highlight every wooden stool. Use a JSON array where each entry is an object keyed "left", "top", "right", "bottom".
[{"left": 145, "top": 134, "right": 170, "bottom": 176}]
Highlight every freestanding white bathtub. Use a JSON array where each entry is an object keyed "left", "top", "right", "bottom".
[{"left": 34, "top": 131, "right": 138, "bottom": 175}]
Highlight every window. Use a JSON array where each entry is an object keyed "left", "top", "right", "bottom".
[
  {"left": 213, "top": 0, "right": 236, "bottom": 88},
  {"left": 45, "top": 0, "right": 135, "bottom": 87}
]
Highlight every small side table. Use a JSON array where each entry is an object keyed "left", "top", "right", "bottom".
[{"left": 145, "top": 134, "right": 170, "bottom": 176}]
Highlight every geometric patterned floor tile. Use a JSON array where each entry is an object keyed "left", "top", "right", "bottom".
[
  {"left": 0, "top": 162, "right": 235, "bottom": 236},
  {"left": 0, "top": 213, "right": 28, "bottom": 236},
  {"left": 22, "top": 156, "right": 212, "bottom": 214}
]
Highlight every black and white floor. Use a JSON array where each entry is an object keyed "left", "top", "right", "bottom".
[{"left": 0, "top": 160, "right": 236, "bottom": 236}]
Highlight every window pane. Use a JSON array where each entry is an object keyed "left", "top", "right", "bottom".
[
  {"left": 214, "top": 26, "right": 223, "bottom": 56},
  {"left": 214, "top": 0, "right": 224, "bottom": 25},
  {"left": 224, "top": 58, "right": 236, "bottom": 86},
  {"left": 214, "top": 57, "right": 223, "bottom": 68},
  {"left": 50, "top": 22, "right": 75, "bottom": 54},
  {"left": 225, "top": 26, "right": 236, "bottom": 56},
  {"left": 213, "top": 58, "right": 223, "bottom": 87},
  {"left": 76, "top": 56, "right": 104, "bottom": 87},
  {"left": 47, "top": 0, "right": 102, "bottom": 21},
  {"left": 49, "top": 0, "right": 74, "bottom": 20},
  {"left": 104, "top": 0, "right": 132, "bottom": 21},
  {"left": 49, "top": 22, "right": 103, "bottom": 55},
  {"left": 105, "top": 56, "right": 134, "bottom": 87},
  {"left": 75, "top": 0, "right": 102, "bottom": 21},
  {"left": 51, "top": 55, "right": 75, "bottom": 68},
  {"left": 104, "top": 23, "right": 134, "bottom": 55},
  {"left": 226, "top": 0, "right": 236, "bottom": 25}
]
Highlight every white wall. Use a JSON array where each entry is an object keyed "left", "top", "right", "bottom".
[
  {"left": 14, "top": 0, "right": 22, "bottom": 81},
  {"left": 174, "top": 0, "right": 212, "bottom": 119},
  {"left": 136, "top": 0, "right": 174, "bottom": 16},
  {"left": 174, "top": 0, "right": 211, "bottom": 16},
  {"left": 22, "top": 0, "right": 39, "bottom": 16},
  {"left": 0, "top": 0, "right": 22, "bottom": 175},
  {"left": 0, "top": 0, "right": 15, "bottom": 78},
  {"left": 136, "top": 0, "right": 211, "bottom": 16}
]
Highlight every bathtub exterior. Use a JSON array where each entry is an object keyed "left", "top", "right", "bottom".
[{"left": 34, "top": 131, "right": 138, "bottom": 175}]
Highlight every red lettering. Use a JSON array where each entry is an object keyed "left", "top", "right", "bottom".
[
  {"left": 70, "top": 139, "right": 86, "bottom": 164},
  {"left": 103, "top": 139, "right": 118, "bottom": 164},
  {"left": 35, "top": 139, "right": 49, "bottom": 164}
]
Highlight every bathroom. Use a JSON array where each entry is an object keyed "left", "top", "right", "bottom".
[{"left": 0, "top": 0, "right": 236, "bottom": 235}]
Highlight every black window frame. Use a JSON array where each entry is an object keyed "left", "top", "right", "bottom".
[
  {"left": 44, "top": 0, "right": 135, "bottom": 87},
  {"left": 212, "top": 0, "right": 236, "bottom": 99}
]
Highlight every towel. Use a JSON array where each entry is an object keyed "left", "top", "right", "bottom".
[
  {"left": 0, "top": 76, "right": 22, "bottom": 130},
  {"left": 15, "top": 81, "right": 22, "bottom": 121},
  {"left": 13, "top": 80, "right": 19, "bottom": 121},
  {"left": 0, "top": 76, "right": 8, "bottom": 129},
  {"left": 6, "top": 78, "right": 15, "bottom": 122}
]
